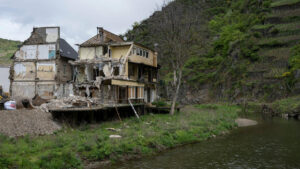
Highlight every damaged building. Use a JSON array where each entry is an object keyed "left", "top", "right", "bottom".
[
  {"left": 10, "top": 27, "right": 78, "bottom": 102},
  {"left": 70, "top": 27, "right": 159, "bottom": 105}
]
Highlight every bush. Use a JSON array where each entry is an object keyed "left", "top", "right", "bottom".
[
  {"left": 39, "top": 151, "right": 82, "bottom": 169},
  {"left": 152, "top": 100, "right": 168, "bottom": 107}
]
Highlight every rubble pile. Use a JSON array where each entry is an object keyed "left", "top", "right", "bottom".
[
  {"left": 40, "top": 95, "right": 101, "bottom": 112},
  {"left": 0, "top": 109, "right": 61, "bottom": 137}
]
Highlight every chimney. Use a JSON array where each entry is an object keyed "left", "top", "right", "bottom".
[{"left": 97, "top": 27, "right": 104, "bottom": 42}]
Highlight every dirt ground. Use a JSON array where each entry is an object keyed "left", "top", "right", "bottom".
[{"left": 0, "top": 108, "right": 61, "bottom": 137}]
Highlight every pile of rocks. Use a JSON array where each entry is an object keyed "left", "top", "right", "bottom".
[{"left": 0, "top": 109, "right": 61, "bottom": 137}]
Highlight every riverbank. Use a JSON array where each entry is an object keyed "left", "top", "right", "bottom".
[{"left": 0, "top": 104, "right": 239, "bottom": 169}]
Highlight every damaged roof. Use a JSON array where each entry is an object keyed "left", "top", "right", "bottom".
[
  {"left": 80, "top": 29, "right": 124, "bottom": 47},
  {"left": 59, "top": 38, "right": 78, "bottom": 60}
]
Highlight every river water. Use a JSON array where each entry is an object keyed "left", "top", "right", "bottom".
[{"left": 107, "top": 115, "right": 300, "bottom": 169}]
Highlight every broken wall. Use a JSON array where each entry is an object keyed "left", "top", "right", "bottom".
[
  {"left": 36, "top": 62, "right": 56, "bottom": 80},
  {"left": 56, "top": 58, "right": 73, "bottom": 82},
  {"left": 13, "top": 62, "right": 36, "bottom": 80},
  {"left": 79, "top": 46, "right": 104, "bottom": 60},
  {"left": 11, "top": 82, "right": 36, "bottom": 101}
]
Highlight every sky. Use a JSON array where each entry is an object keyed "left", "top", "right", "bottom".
[{"left": 0, "top": 0, "right": 166, "bottom": 49}]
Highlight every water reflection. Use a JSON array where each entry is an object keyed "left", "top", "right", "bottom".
[{"left": 107, "top": 117, "right": 300, "bottom": 169}]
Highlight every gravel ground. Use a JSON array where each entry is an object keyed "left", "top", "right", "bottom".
[{"left": 0, "top": 109, "right": 61, "bottom": 137}]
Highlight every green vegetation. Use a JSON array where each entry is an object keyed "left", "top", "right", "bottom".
[
  {"left": 289, "top": 43, "right": 300, "bottom": 72},
  {"left": 0, "top": 38, "right": 21, "bottom": 66},
  {"left": 0, "top": 104, "right": 239, "bottom": 169},
  {"left": 270, "top": 95, "right": 300, "bottom": 114},
  {"left": 271, "top": 0, "right": 300, "bottom": 7}
]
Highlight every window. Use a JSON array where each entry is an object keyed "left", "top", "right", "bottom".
[
  {"left": 137, "top": 87, "right": 144, "bottom": 98},
  {"left": 146, "top": 51, "right": 149, "bottom": 58},
  {"left": 99, "top": 70, "right": 105, "bottom": 77},
  {"left": 128, "top": 87, "right": 136, "bottom": 99},
  {"left": 129, "top": 64, "right": 135, "bottom": 77},
  {"left": 109, "top": 49, "right": 112, "bottom": 57},
  {"left": 113, "top": 67, "right": 119, "bottom": 76},
  {"left": 136, "top": 48, "right": 140, "bottom": 55},
  {"left": 140, "top": 49, "right": 143, "bottom": 56}
]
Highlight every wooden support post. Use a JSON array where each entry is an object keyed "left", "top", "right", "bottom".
[
  {"left": 128, "top": 99, "right": 140, "bottom": 119},
  {"left": 114, "top": 105, "right": 122, "bottom": 122}
]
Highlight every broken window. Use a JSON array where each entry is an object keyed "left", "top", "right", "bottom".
[
  {"left": 133, "top": 47, "right": 136, "bottom": 55},
  {"left": 103, "top": 46, "right": 108, "bottom": 55},
  {"left": 140, "top": 49, "right": 143, "bottom": 56},
  {"left": 129, "top": 64, "right": 135, "bottom": 77},
  {"left": 109, "top": 49, "right": 112, "bottom": 57},
  {"left": 99, "top": 70, "right": 105, "bottom": 77},
  {"left": 93, "top": 68, "right": 99, "bottom": 80},
  {"left": 143, "top": 50, "right": 146, "bottom": 57},
  {"left": 136, "top": 48, "right": 140, "bottom": 56},
  {"left": 113, "top": 67, "right": 119, "bottom": 76},
  {"left": 146, "top": 51, "right": 149, "bottom": 58}
]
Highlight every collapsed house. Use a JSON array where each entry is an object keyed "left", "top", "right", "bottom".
[
  {"left": 10, "top": 27, "right": 78, "bottom": 102},
  {"left": 70, "top": 27, "right": 158, "bottom": 105}
]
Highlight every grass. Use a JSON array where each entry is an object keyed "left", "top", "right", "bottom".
[
  {"left": 274, "top": 21, "right": 300, "bottom": 32},
  {"left": 270, "top": 95, "right": 300, "bottom": 114},
  {"left": 252, "top": 24, "right": 273, "bottom": 30},
  {"left": 0, "top": 38, "right": 21, "bottom": 66},
  {"left": 259, "top": 47, "right": 291, "bottom": 59},
  {"left": 258, "top": 35, "right": 300, "bottom": 47},
  {"left": 271, "top": 0, "right": 300, "bottom": 7},
  {"left": 268, "top": 8, "right": 300, "bottom": 18},
  {"left": 0, "top": 104, "right": 239, "bottom": 169}
]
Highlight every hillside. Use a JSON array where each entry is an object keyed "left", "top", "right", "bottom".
[
  {"left": 124, "top": 0, "right": 300, "bottom": 103},
  {"left": 0, "top": 38, "right": 21, "bottom": 66}
]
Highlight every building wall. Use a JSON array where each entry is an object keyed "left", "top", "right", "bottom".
[
  {"left": 79, "top": 46, "right": 103, "bottom": 60},
  {"left": 10, "top": 27, "right": 75, "bottom": 101},
  {"left": 13, "top": 62, "right": 36, "bottom": 80},
  {"left": 129, "top": 44, "right": 157, "bottom": 67},
  {"left": 36, "top": 61, "right": 56, "bottom": 80},
  {"left": 111, "top": 46, "right": 130, "bottom": 59},
  {"left": 15, "top": 44, "right": 56, "bottom": 60},
  {"left": 56, "top": 58, "right": 73, "bottom": 82}
]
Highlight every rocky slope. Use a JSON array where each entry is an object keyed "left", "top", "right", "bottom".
[{"left": 124, "top": 0, "right": 300, "bottom": 103}]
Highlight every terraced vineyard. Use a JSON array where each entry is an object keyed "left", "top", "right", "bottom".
[{"left": 248, "top": 0, "right": 300, "bottom": 98}]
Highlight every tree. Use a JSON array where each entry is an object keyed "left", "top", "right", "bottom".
[{"left": 151, "top": 1, "right": 198, "bottom": 115}]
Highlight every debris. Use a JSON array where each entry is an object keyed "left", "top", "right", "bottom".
[
  {"left": 109, "top": 135, "right": 122, "bottom": 139},
  {"left": 32, "top": 94, "right": 48, "bottom": 106},
  {"left": 22, "top": 99, "right": 33, "bottom": 109},
  {"left": 40, "top": 95, "right": 101, "bottom": 111},
  {"left": 4, "top": 101, "right": 16, "bottom": 110},
  {"left": 0, "top": 109, "right": 61, "bottom": 137},
  {"left": 106, "top": 128, "right": 121, "bottom": 132}
]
